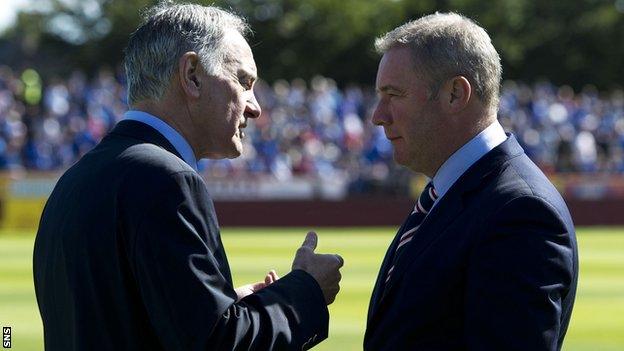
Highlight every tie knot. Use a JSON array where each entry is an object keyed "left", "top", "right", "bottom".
[{"left": 413, "top": 181, "right": 437, "bottom": 214}]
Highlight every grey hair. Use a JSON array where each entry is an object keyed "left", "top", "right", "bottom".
[
  {"left": 375, "top": 12, "right": 502, "bottom": 111},
  {"left": 124, "top": 1, "right": 250, "bottom": 106}
]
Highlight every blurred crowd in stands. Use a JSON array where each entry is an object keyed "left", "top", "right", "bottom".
[{"left": 1, "top": 65, "right": 623, "bottom": 194}]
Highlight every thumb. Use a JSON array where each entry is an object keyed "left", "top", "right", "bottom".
[{"left": 301, "top": 231, "right": 318, "bottom": 252}]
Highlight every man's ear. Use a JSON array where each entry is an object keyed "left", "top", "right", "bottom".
[
  {"left": 440, "top": 76, "right": 471, "bottom": 113},
  {"left": 178, "top": 52, "right": 201, "bottom": 99}
]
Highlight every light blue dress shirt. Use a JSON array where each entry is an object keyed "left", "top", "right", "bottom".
[
  {"left": 431, "top": 120, "right": 507, "bottom": 208},
  {"left": 123, "top": 110, "right": 198, "bottom": 171}
]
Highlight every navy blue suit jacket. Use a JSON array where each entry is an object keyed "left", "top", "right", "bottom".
[
  {"left": 34, "top": 120, "right": 327, "bottom": 350},
  {"left": 365, "top": 135, "right": 578, "bottom": 350}
]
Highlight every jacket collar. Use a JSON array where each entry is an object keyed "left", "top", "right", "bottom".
[{"left": 108, "top": 120, "right": 183, "bottom": 160}]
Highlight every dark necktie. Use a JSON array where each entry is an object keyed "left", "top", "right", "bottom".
[{"left": 385, "top": 181, "right": 438, "bottom": 284}]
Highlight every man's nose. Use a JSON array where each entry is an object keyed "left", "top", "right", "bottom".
[
  {"left": 371, "top": 100, "right": 390, "bottom": 126},
  {"left": 245, "top": 93, "right": 261, "bottom": 119}
]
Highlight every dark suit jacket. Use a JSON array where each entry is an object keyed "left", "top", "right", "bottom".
[
  {"left": 365, "top": 135, "right": 578, "bottom": 351},
  {"left": 34, "top": 120, "right": 327, "bottom": 350}
]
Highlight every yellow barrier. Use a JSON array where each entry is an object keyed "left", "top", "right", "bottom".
[
  {"left": 2, "top": 198, "right": 47, "bottom": 229},
  {"left": 0, "top": 172, "right": 60, "bottom": 230}
]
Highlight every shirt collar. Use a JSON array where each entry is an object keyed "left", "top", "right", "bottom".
[
  {"left": 123, "top": 110, "right": 198, "bottom": 171},
  {"left": 432, "top": 120, "right": 507, "bottom": 201}
]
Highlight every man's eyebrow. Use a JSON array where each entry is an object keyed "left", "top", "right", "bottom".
[
  {"left": 238, "top": 68, "right": 257, "bottom": 82},
  {"left": 377, "top": 85, "right": 403, "bottom": 94}
]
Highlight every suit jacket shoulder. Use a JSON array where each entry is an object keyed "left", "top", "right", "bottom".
[{"left": 365, "top": 135, "right": 578, "bottom": 351}]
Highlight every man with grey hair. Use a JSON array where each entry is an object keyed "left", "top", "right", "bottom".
[
  {"left": 34, "top": 2, "right": 342, "bottom": 350},
  {"left": 365, "top": 13, "right": 577, "bottom": 350}
]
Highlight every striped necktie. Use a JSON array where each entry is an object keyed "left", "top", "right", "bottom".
[{"left": 385, "top": 181, "right": 438, "bottom": 284}]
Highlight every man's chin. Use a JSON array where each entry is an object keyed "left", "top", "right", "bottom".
[
  {"left": 226, "top": 150, "right": 242, "bottom": 159},
  {"left": 393, "top": 152, "right": 424, "bottom": 173},
  {"left": 204, "top": 145, "right": 242, "bottom": 160},
  {"left": 392, "top": 150, "right": 408, "bottom": 166},
  {"left": 226, "top": 143, "right": 243, "bottom": 159}
]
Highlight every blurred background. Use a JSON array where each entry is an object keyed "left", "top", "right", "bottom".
[{"left": 0, "top": 0, "right": 623, "bottom": 350}]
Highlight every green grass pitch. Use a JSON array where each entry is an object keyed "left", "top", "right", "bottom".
[{"left": 1, "top": 227, "right": 623, "bottom": 350}]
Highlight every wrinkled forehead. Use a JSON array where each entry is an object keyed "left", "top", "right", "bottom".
[{"left": 222, "top": 31, "right": 257, "bottom": 76}]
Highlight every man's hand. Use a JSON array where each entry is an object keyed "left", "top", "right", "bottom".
[
  {"left": 235, "top": 270, "right": 279, "bottom": 301},
  {"left": 292, "top": 231, "right": 344, "bottom": 305}
]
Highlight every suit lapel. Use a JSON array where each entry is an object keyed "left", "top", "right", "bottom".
[
  {"left": 380, "top": 189, "right": 465, "bottom": 300},
  {"left": 367, "top": 134, "right": 525, "bottom": 325},
  {"left": 367, "top": 215, "right": 411, "bottom": 321},
  {"left": 107, "top": 120, "right": 183, "bottom": 160}
]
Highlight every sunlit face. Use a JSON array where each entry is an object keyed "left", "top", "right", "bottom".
[
  {"left": 371, "top": 46, "right": 442, "bottom": 174},
  {"left": 195, "top": 32, "right": 261, "bottom": 159}
]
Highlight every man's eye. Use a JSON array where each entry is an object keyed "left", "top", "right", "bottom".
[{"left": 240, "top": 79, "right": 253, "bottom": 90}]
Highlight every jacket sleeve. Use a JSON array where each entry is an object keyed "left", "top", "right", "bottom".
[
  {"left": 464, "top": 195, "right": 576, "bottom": 351},
  {"left": 126, "top": 170, "right": 328, "bottom": 350}
]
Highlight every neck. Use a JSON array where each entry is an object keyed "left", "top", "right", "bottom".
[
  {"left": 424, "top": 111, "right": 497, "bottom": 178},
  {"left": 131, "top": 99, "right": 200, "bottom": 158}
]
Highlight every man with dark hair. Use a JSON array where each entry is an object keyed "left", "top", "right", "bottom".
[
  {"left": 365, "top": 13, "right": 578, "bottom": 350},
  {"left": 34, "top": 3, "right": 343, "bottom": 350}
]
